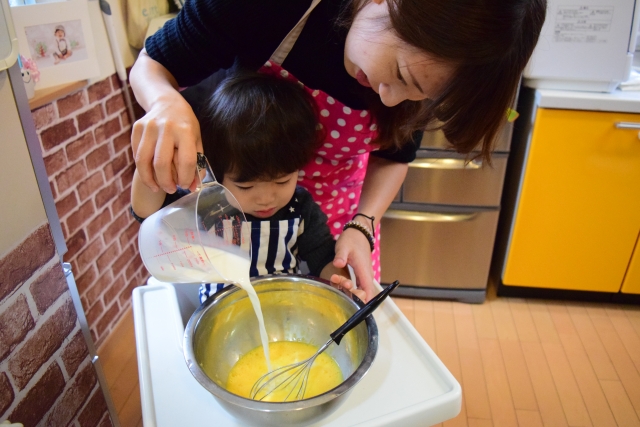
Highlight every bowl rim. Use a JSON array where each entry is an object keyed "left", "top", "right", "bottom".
[{"left": 183, "top": 274, "right": 378, "bottom": 412}]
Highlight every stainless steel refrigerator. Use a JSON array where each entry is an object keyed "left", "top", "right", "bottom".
[{"left": 380, "top": 123, "right": 513, "bottom": 303}]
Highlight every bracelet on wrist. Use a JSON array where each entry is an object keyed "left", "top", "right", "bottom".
[
  {"left": 343, "top": 220, "right": 375, "bottom": 252},
  {"left": 352, "top": 213, "right": 375, "bottom": 238}
]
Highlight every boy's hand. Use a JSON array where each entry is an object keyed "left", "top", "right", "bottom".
[{"left": 329, "top": 274, "right": 367, "bottom": 302}]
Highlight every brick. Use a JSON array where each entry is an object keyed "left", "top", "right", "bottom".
[
  {"left": 111, "top": 244, "right": 135, "bottom": 276},
  {"left": 119, "top": 279, "right": 140, "bottom": 307},
  {"left": 103, "top": 275, "right": 125, "bottom": 306},
  {"left": 105, "top": 93, "right": 125, "bottom": 116},
  {"left": 95, "top": 183, "right": 118, "bottom": 209},
  {"left": 87, "top": 209, "right": 112, "bottom": 240},
  {"left": 77, "top": 386, "right": 109, "bottom": 427},
  {"left": 43, "top": 149, "right": 68, "bottom": 176},
  {"left": 110, "top": 74, "right": 122, "bottom": 90},
  {"left": 8, "top": 298, "right": 77, "bottom": 390},
  {"left": 84, "top": 271, "right": 113, "bottom": 305},
  {"left": 67, "top": 200, "right": 96, "bottom": 235},
  {"left": 56, "top": 161, "right": 88, "bottom": 194},
  {"left": 96, "top": 243, "right": 120, "bottom": 274},
  {"left": 0, "top": 371, "right": 14, "bottom": 416},
  {"left": 61, "top": 330, "right": 90, "bottom": 377},
  {"left": 0, "top": 294, "right": 35, "bottom": 363},
  {"left": 104, "top": 152, "right": 128, "bottom": 181},
  {"left": 112, "top": 130, "right": 131, "bottom": 154},
  {"left": 119, "top": 220, "right": 140, "bottom": 250},
  {"left": 124, "top": 253, "right": 143, "bottom": 279},
  {"left": 94, "top": 118, "right": 121, "bottom": 144},
  {"left": 8, "top": 362, "right": 65, "bottom": 427},
  {"left": 67, "top": 132, "right": 96, "bottom": 163},
  {"left": 103, "top": 211, "right": 129, "bottom": 245},
  {"left": 120, "top": 110, "right": 131, "bottom": 128},
  {"left": 85, "top": 300, "right": 104, "bottom": 331},
  {"left": 29, "top": 264, "right": 68, "bottom": 315},
  {"left": 50, "top": 180, "right": 58, "bottom": 200},
  {"left": 31, "top": 104, "right": 56, "bottom": 130},
  {"left": 75, "top": 267, "right": 96, "bottom": 295},
  {"left": 87, "top": 78, "right": 113, "bottom": 104},
  {"left": 77, "top": 105, "right": 105, "bottom": 133},
  {"left": 55, "top": 191, "right": 79, "bottom": 219},
  {"left": 77, "top": 238, "right": 104, "bottom": 270},
  {"left": 86, "top": 144, "right": 112, "bottom": 171},
  {"left": 65, "top": 230, "right": 87, "bottom": 263},
  {"left": 78, "top": 172, "right": 105, "bottom": 202},
  {"left": 41, "top": 119, "right": 78, "bottom": 151},
  {"left": 96, "top": 301, "right": 119, "bottom": 337},
  {"left": 119, "top": 163, "right": 135, "bottom": 189},
  {"left": 112, "top": 187, "right": 131, "bottom": 215},
  {"left": 57, "top": 90, "right": 87, "bottom": 118},
  {"left": 0, "top": 225, "right": 55, "bottom": 302},
  {"left": 45, "top": 363, "right": 97, "bottom": 427}
]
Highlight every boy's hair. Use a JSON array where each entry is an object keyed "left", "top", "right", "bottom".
[{"left": 201, "top": 71, "right": 322, "bottom": 183}]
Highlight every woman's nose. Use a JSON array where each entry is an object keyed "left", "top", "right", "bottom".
[{"left": 378, "top": 83, "right": 405, "bottom": 107}]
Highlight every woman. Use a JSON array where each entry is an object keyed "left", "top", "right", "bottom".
[{"left": 129, "top": 0, "right": 546, "bottom": 300}]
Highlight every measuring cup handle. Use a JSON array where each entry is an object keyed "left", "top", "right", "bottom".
[{"left": 330, "top": 280, "right": 400, "bottom": 345}]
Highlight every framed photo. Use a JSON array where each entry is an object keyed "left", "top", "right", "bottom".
[{"left": 10, "top": 0, "right": 99, "bottom": 89}]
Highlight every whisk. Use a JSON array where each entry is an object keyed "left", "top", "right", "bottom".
[{"left": 250, "top": 280, "right": 401, "bottom": 401}]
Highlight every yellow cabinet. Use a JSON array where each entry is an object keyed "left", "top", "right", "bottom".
[
  {"left": 503, "top": 108, "right": 640, "bottom": 293},
  {"left": 621, "top": 232, "right": 640, "bottom": 294}
]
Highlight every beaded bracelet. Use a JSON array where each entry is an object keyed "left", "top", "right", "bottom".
[
  {"left": 352, "top": 213, "right": 375, "bottom": 238},
  {"left": 343, "top": 220, "right": 375, "bottom": 252}
]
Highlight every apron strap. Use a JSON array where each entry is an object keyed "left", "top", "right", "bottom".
[{"left": 270, "top": 0, "right": 322, "bottom": 65}]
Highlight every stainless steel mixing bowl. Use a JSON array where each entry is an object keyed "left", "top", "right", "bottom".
[{"left": 183, "top": 275, "right": 378, "bottom": 427}]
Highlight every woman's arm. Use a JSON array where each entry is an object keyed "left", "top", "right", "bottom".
[
  {"left": 332, "top": 156, "right": 408, "bottom": 300},
  {"left": 129, "top": 49, "right": 203, "bottom": 194}
]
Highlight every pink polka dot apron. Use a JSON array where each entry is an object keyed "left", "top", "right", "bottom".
[
  {"left": 259, "top": 61, "right": 382, "bottom": 280},
  {"left": 265, "top": 0, "right": 382, "bottom": 280}
]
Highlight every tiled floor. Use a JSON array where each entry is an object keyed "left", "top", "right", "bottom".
[{"left": 100, "top": 283, "right": 640, "bottom": 426}]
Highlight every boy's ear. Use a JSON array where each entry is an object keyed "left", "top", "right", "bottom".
[{"left": 371, "top": 0, "right": 385, "bottom": 4}]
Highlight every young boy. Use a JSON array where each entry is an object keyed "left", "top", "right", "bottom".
[{"left": 131, "top": 71, "right": 364, "bottom": 302}]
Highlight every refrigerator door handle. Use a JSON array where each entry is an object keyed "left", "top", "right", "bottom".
[
  {"left": 409, "top": 158, "right": 483, "bottom": 170},
  {"left": 383, "top": 209, "right": 477, "bottom": 222},
  {"left": 614, "top": 122, "right": 640, "bottom": 130}
]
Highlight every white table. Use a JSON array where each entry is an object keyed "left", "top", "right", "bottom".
[{"left": 132, "top": 278, "right": 461, "bottom": 426}]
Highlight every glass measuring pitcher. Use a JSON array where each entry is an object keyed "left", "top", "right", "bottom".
[{"left": 137, "top": 154, "right": 250, "bottom": 284}]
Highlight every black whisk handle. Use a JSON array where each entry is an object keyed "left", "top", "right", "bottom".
[{"left": 330, "top": 280, "right": 400, "bottom": 345}]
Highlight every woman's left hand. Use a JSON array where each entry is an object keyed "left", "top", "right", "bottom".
[{"left": 333, "top": 228, "right": 375, "bottom": 302}]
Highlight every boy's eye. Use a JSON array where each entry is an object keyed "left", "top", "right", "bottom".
[
  {"left": 276, "top": 179, "right": 291, "bottom": 185},
  {"left": 235, "top": 185, "right": 253, "bottom": 190}
]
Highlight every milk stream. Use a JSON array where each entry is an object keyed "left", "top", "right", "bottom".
[{"left": 151, "top": 246, "right": 272, "bottom": 372}]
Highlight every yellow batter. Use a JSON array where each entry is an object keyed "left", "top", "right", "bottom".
[{"left": 226, "top": 341, "right": 343, "bottom": 402}]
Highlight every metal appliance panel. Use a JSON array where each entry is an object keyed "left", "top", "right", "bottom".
[
  {"left": 402, "top": 153, "right": 508, "bottom": 207},
  {"left": 380, "top": 208, "right": 500, "bottom": 290},
  {"left": 420, "top": 121, "right": 513, "bottom": 153}
]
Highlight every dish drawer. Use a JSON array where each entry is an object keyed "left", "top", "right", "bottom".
[
  {"left": 420, "top": 122, "right": 513, "bottom": 153},
  {"left": 402, "top": 153, "right": 508, "bottom": 207},
  {"left": 380, "top": 208, "right": 500, "bottom": 290}
]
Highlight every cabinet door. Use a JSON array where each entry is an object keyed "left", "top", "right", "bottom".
[
  {"left": 621, "top": 232, "right": 640, "bottom": 294},
  {"left": 503, "top": 108, "right": 640, "bottom": 292}
]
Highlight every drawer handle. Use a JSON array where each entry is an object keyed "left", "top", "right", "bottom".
[
  {"left": 409, "top": 158, "right": 482, "bottom": 169},
  {"left": 614, "top": 122, "right": 640, "bottom": 130},
  {"left": 383, "top": 209, "right": 477, "bottom": 222}
]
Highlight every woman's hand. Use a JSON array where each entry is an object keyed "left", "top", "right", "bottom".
[
  {"left": 131, "top": 93, "right": 202, "bottom": 193},
  {"left": 333, "top": 228, "right": 375, "bottom": 302},
  {"left": 129, "top": 49, "right": 203, "bottom": 194}
]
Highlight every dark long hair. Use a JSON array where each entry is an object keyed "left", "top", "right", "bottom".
[
  {"left": 200, "top": 72, "right": 322, "bottom": 183},
  {"left": 345, "top": 0, "right": 546, "bottom": 160}
]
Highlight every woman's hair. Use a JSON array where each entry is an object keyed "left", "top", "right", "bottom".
[
  {"left": 200, "top": 72, "right": 322, "bottom": 183},
  {"left": 344, "top": 0, "right": 546, "bottom": 161}
]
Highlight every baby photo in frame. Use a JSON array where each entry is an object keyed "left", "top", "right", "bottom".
[{"left": 10, "top": 0, "right": 99, "bottom": 89}]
